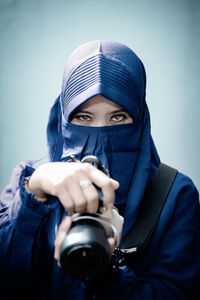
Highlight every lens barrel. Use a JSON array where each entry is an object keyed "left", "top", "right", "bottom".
[{"left": 60, "top": 217, "right": 111, "bottom": 280}]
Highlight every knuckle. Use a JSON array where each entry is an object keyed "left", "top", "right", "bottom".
[
  {"left": 81, "top": 162, "right": 92, "bottom": 172},
  {"left": 69, "top": 163, "right": 90, "bottom": 178},
  {"left": 65, "top": 172, "right": 75, "bottom": 182},
  {"left": 52, "top": 181, "right": 67, "bottom": 196}
]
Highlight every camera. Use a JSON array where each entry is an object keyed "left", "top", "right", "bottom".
[{"left": 59, "top": 156, "right": 124, "bottom": 281}]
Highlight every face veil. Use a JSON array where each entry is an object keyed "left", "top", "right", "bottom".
[{"left": 46, "top": 40, "right": 160, "bottom": 240}]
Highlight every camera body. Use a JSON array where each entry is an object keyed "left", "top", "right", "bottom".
[
  {"left": 60, "top": 205, "right": 123, "bottom": 281},
  {"left": 59, "top": 155, "right": 124, "bottom": 280}
]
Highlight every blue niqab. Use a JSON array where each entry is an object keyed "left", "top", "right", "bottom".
[{"left": 46, "top": 40, "right": 160, "bottom": 240}]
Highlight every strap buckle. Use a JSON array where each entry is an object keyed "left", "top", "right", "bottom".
[{"left": 112, "top": 247, "right": 138, "bottom": 266}]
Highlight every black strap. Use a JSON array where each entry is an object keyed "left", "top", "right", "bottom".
[{"left": 121, "top": 163, "right": 178, "bottom": 252}]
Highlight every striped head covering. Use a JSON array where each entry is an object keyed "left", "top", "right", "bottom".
[{"left": 61, "top": 41, "right": 146, "bottom": 122}]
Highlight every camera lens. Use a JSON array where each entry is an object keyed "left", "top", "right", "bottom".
[{"left": 60, "top": 217, "right": 111, "bottom": 280}]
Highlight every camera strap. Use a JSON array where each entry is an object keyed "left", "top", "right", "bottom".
[{"left": 114, "top": 163, "right": 178, "bottom": 265}]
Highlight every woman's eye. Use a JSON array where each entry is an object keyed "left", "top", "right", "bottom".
[
  {"left": 73, "top": 114, "right": 92, "bottom": 122},
  {"left": 110, "top": 113, "right": 127, "bottom": 122}
]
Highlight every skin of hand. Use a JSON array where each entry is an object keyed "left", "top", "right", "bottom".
[
  {"left": 27, "top": 162, "right": 119, "bottom": 265},
  {"left": 28, "top": 161, "right": 119, "bottom": 214}
]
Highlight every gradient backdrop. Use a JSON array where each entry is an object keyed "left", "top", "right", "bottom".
[{"left": 0, "top": 0, "right": 199, "bottom": 192}]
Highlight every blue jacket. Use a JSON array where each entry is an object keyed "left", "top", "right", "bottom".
[{"left": 0, "top": 160, "right": 200, "bottom": 300}]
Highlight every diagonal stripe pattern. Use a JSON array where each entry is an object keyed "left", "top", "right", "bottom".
[{"left": 63, "top": 54, "right": 139, "bottom": 109}]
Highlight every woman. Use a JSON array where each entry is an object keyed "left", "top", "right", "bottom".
[{"left": 0, "top": 40, "right": 200, "bottom": 300}]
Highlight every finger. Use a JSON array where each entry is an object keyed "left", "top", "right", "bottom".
[
  {"left": 91, "top": 179, "right": 115, "bottom": 210},
  {"left": 81, "top": 184, "right": 99, "bottom": 213},
  {"left": 85, "top": 165, "right": 118, "bottom": 209},
  {"left": 101, "top": 183, "right": 116, "bottom": 209},
  {"left": 110, "top": 178, "right": 120, "bottom": 190},
  {"left": 56, "top": 186, "right": 75, "bottom": 215},
  {"left": 108, "top": 237, "right": 116, "bottom": 254},
  {"left": 54, "top": 216, "right": 72, "bottom": 261},
  {"left": 70, "top": 177, "right": 100, "bottom": 214},
  {"left": 65, "top": 178, "right": 88, "bottom": 213}
]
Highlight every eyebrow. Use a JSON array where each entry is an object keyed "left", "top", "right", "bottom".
[
  {"left": 73, "top": 109, "right": 129, "bottom": 115},
  {"left": 73, "top": 109, "right": 93, "bottom": 115},
  {"left": 108, "top": 109, "right": 128, "bottom": 115}
]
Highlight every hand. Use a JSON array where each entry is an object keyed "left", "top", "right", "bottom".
[
  {"left": 28, "top": 162, "right": 119, "bottom": 215},
  {"left": 54, "top": 216, "right": 116, "bottom": 267}
]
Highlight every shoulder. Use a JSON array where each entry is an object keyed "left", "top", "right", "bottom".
[
  {"left": 172, "top": 171, "right": 199, "bottom": 201},
  {"left": 166, "top": 170, "right": 200, "bottom": 225},
  {"left": 157, "top": 168, "right": 200, "bottom": 232}
]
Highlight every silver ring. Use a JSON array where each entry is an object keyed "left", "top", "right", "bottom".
[{"left": 79, "top": 180, "right": 92, "bottom": 190}]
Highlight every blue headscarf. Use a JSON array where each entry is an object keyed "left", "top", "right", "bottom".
[{"left": 46, "top": 41, "right": 160, "bottom": 241}]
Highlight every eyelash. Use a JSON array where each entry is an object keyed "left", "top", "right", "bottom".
[
  {"left": 74, "top": 114, "right": 92, "bottom": 121},
  {"left": 110, "top": 113, "right": 128, "bottom": 122}
]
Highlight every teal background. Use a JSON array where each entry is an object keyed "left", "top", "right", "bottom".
[{"left": 0, "top": 0, "right": 200, "bottom": 192}]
